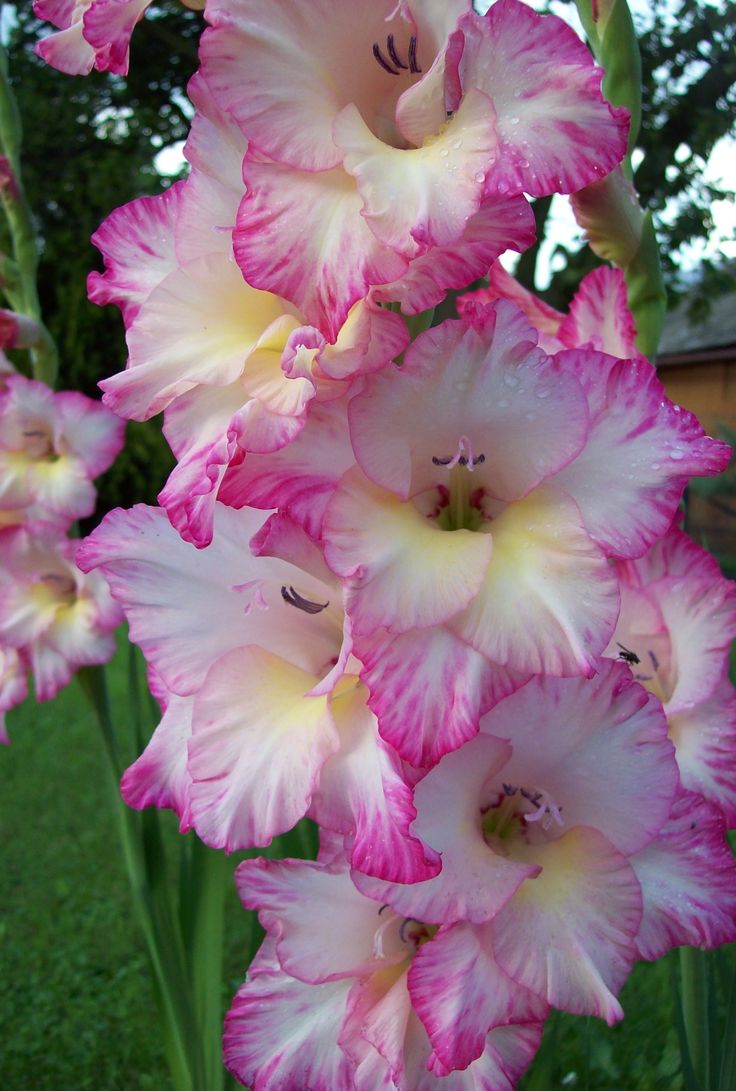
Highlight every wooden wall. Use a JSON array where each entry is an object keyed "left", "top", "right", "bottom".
[
  {"left": 658, "top": 356, "right": 736, "bottom": 436},
  {"left": 657, "top": 352, "right": 736, "bottom": 565}
]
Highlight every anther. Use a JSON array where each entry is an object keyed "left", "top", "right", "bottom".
[
  {"left": 502, "top": 783, "right": 518, "bottom": 796},
  {"left": 432, "top": 437, "right": 485, "bottom": 471},
  {"left": 280, "top": 586, "right": 330, "bottom": 614},
  {"left": 372, "top": 34, "right": 420, "bottom": 75},
  {"left": 386, "top": 33, "right": 408, "bottom": 69},
  {"left": 648, "top": 650, "right": 660, "bottom": 671},
  {"left": 522, "top": 788, "right": 564, "bottom": 830},
  {"left": 372, "top": 42, "right": 399, "bottom": 75},
  {"left": 408, "top": 35, "right": 421, "bottom": 73}
]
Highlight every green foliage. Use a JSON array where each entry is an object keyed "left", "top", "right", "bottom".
[{"left": 539, "top": 0, "right": 735, "bottom": 316}]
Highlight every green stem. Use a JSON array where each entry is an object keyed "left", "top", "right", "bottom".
[
  {"left": 0, "top": 44, "right": 57, "bottom": 384},
  {"left": 184, "top": 835, "right": 232, "bottom": 1091},
  {"left": 718, "top": 950, "right": 736, "bottom": 1091},
  {"left": 77, "top": 665, "right": 198, "bottom": 1091},
  {"left": 680, "top": 946, "right": 713, "bottom": 1091}
]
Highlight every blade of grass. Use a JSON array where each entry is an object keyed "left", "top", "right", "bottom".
[
  {"left": 671, "top": 952, "right": 705, "bottom": 1091},
  {"left": 718, "top": 949, "right": 736, "bottom": 1091}
]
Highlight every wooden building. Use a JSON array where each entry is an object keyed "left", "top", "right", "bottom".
[{"left": 657, "top": 291, "right": 736, "bottom": 564}]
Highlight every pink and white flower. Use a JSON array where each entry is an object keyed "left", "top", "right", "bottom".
[
  {"left": 0, "top": 374, "right": 124, "bottom": 524},
  {"left": 79, "top": 503, "right": 439, "bottom": 881},
  {"left": 0, "top": 524, "right": 122, "bottom": 701},
  {"left": 459, "top": 261, "right": 644, "bottom": 359},
  {"left": 608, "top": 523, "right": 736, "bottom": 825},
  {"left": 324, "top": 300, "right": 728, "bottom": 679},
  {"left": 33, "top": 0, "right": 153, "bottom": 76},
  {"left": 225, "top": 851, "right": 546, "bottom": 1089},
  {"left": 90, "top": 74, "right": 408, "bottom": 547},
  {"left": 354, "top": 662, "right": 680, "bottom": 1026},
  {"left": 201, "top": 0, "right": 627, "bottom": 335},
  {"left": 0, "top": 646, "right": 28, "bottom": 743}
]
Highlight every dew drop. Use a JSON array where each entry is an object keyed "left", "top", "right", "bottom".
[{"left": 439, "top": 148, "right": 449, "bottom": 158}]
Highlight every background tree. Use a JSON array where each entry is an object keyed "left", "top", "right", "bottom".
[
  {"left": 5, "top": 3, "right": 203, "bottom": 514},
  {"left": 516, "top": 0, "right": 736, "bottom": 314}
]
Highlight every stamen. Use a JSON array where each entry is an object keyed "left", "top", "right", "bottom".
[
  {"left": 38, "top": 571, "right": 77, "bottom": 598},
  {"left": 648, "top": 649, "right": 660, "bottom": 671},
  {"left": 399, "top": 917, "right": 421, "bottom": 944},
  {"left": 281, "top": 585, "right": 329, "bottom": 614},
  {"left": 523, "top": 788, "right": 564, "bottom": 831},
  {"left": 372, "top": 909, "right": 396, "bottom": 958},
  {"left": 432, "top": 436, "right": 485, "bottom": 472},
  {"left": 502, "top": 783, "right": 518, "bottom": 796},
  {"left": 386, "top": 33, "right": 408, "bottom": 69},
  {"left": 408, "top": 35, "right": 421, "bottom": 73},
  {"left": 372, "top": 42, "right": 399, "bottom": 75},
  {"left": 231, "top": 579, "right": 269, "bottom": 615}
]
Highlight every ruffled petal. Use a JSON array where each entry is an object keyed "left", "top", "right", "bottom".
[
  {"left": 373, "top": 196, "right": 536, "bottom": 316},
  {"left": 356, "top": 624, "right": 529, "bottom": 767},
  {"left": 632, "top": 791, "right": 736, "bottom": 961},
  {"left": 458, "top": 262, "right": 565, "bottom": 353},
  {"left": 668, "top": 683, "right": 736, "bottom": 828},
  {"left": 409, "top": 923, "right": 547, "bottom": 1072},
  {"left": 218, "top": 398, "right": 355, "bottom": 540},
  {"left": 335, "top": 88, "right": 496, "bottom": 256},
  {"left": 88, "top": 183, "right": 183, "bottom": 321},
  {"left": 202, "top": 0, "right": 414, "bottom": 171},
  {"left": 189, "top": 646, "right": 339, "bottom": 849},
  {"left": 234, "top": 153, "right": 407, "bottom": 340},
  {"left": 491, "top": 827, "right": 642, "bottom": 1022},
  {"left": 234, "top": 857, "right": 411, "bottom": 983},
  {"left": 348, "top": 303, "right": 587, "bottom": 501},
  {"left": 453, "top": 486, "right": 619, "bottom": 676},
  {"left": 77, "top": 503, "right": 342, "bottom": 694},
  {"left": 224, "top": 969, "right": 356, "bottom": 1091},
  {"left": 353, "top": 733, "right": 538, "bottom": 924},
  {"left": 558, "top": 266, "right": 641, "bottom": 358},
  {"left": 101, "top": 253, "right": 289, "bottom": 421},
  {"left": 120, "top": 688, "right": 194, "bottom": 831},
  {"left": 546, "top": 351, "right": 732, "bottom": 558},
  {"left": 460, "top": 0, "right": 629, "bottom": 197},
  {"left": 481, "top": 663, "right": 678, "bottom": 856},
  {"left": 311, "top": 681, "right": 441, "bottom": 883}
]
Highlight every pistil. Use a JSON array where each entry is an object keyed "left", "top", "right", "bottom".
[{"left": 435, "top": 464, "right": 484, "bottom": 531}]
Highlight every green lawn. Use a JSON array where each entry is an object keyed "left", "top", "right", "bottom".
[
  {"left": 0, "top": 630, "right": 732, "bottom": 1090},
  {"left": 0, "top": 635, "right": 253, "bottom": 1091}
]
